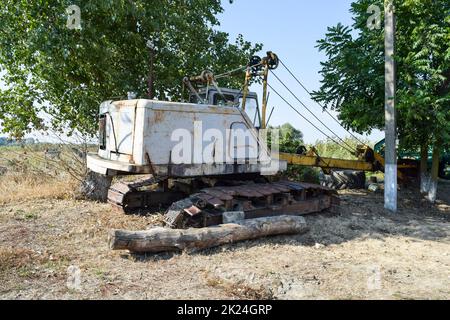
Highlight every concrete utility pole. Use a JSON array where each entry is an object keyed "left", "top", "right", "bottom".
[
  {"left": 147, "top": 40, "right": 155, "bottom": 99},
  {"left": 384, "top": 1, "right": 397, "bottom": 212}
]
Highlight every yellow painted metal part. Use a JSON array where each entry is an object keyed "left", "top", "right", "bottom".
[
  {"left": 279, "top": 153, "right": 374, "bottom": 171},
  {"left": 279, "top": 151, "right": 416, "bottom": 181},
  {"left": 373, "top": 151, "right": 405, "bottom": 179},
  {"left": 241, "top": 68, "right": 251, "bottom": 112},
  {"left": 261, "top": 64, "right": 269, "bottom": 129}
]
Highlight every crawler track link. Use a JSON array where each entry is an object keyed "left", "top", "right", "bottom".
[{"left": 164, "top": 181, "right": 339, "bottom": 229}]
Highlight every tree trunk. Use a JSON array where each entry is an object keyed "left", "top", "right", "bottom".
[
  {"left": 78, "top": 170, "right": 112, "bottom": 202},
  {"left": 109, "top": 215, "right": 308, "bottom": 253},
  {"left": 420, "top": 143, "right": 430, "bottom": 194},
  {"left": 426, "top": 142, "right": 441, "bottom": 203}
]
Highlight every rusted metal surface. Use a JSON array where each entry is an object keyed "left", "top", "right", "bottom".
[
  {"left": 194, "top": 193, "right": 224, "bottom": 208},
  {"left": 107, "top": 176, "right": 185, "bottom": 213},
  {"left": 88, "top": 99, "right": 283, "bottom": 178},
  {"left": 184, "top": 206, "right": 202, "bottom": 217},
  {"left": 107, "top": 174, "right": 337, "bottom": 228},
  {"left": 109, "top": 182, "right": 132, "bottom": 195},
  {"left": 107, "top": 189, "right": 126, "bottom": 205},
  {"left": 202, "top": 189, "right": 234, "bottom": 201},
  {"left": 164, "top": 180, "right": 336, "bottom": 229}
]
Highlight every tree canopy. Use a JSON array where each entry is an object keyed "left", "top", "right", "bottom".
[
  {"left": 0, "top": 0, "right": 262, "bottom": 137},
  {"left": 269, "top": 123, "right": 304, "bottom": 154},
  {"left": 312, "top": 0, "right": 449, "bottom": 152}
]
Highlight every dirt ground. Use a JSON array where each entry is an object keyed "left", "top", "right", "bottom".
[{"left": 0, "top": 181, "right": 449, "bottom": 300}]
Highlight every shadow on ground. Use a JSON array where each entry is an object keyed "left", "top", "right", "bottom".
[{"left": 129, "top": 181, "right": 449, "bottom": 262}]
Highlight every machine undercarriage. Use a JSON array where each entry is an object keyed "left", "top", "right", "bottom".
[{"left": 107, "top": 175, "right": 338, "bottom": 229}]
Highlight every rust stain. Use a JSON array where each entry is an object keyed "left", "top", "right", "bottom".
[
  {"left": 209, "top": 106, "right": 235, "bottom": 114},
  {"left": 153, "top": 110, "right": 165, "bottom": 123},
  {"left": 184, "top": 206, "right": 202, "bottom": 217},
  {"left": 114, "top": 101, "right": 136, "bottom": 108}
]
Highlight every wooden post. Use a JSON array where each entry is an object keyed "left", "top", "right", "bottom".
[
  {"left": 241, "top": 67, "right": 251, "bottom": 111},
  {"left": 384, "top": 1, "right": 397, "bottom": 212},
  {"left": 261, "top": 62, "right": 269, "bottom": 129}
]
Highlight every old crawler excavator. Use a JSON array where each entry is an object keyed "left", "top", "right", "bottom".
[{"left": 86, "top": 51, "right": 416, "bottom": 228}]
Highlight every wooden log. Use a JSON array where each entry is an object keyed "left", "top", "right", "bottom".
[{"left": 109, "top": 215, "right": 308, "bottom": 253}]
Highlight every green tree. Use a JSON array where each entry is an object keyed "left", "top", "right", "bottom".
[
  {"left": 314, "top": 137, "right": 370, "bottom": 160},
  {"left": 0, "top": 0, "right": 262, "bottom": 137},
  {"left": 268, "top": 123, "right": 319, "bottom": 183},
  {"left": 312, "top": 0, "right": 449, "bottom": 201},
  {"left": 270, "top": 123, "right": 304, "bottom": 153}
]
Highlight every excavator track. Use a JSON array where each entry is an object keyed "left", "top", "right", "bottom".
[
  {"left": 107, "top": 176, "right": 185, "bottom": 213},
  {"left": 107, "top": 176, "right": 338, "bottom": 227},
  {"left": 164, "top": 181, "right": 339, "bottom": 229}
]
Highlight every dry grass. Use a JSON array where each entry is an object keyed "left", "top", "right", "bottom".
[
  {"left": 0, "top": 247, "right": 40, "bottom": 274},
  {"left": 0, "top": 144, "right": 85, "bottom": 204},
  {"left": 0, "top": 246, "right": 61, "bottom": 282},
  {"left": 205, "top": 274, "right": 274, "bottom": 300},
  {"left": 0, "top": 173, "right": 75, "bottom": 204}
]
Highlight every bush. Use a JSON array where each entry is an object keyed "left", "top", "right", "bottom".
[
  {"left": 313, "top": 137, "right": 371, "bottom": 160},
  {"left": 283, "top": 165, "right": 320, "bottom": 184}
]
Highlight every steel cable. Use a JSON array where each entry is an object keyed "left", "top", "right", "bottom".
[
  {"left": 278, "top": 59, "right": 367, "bottom": 146},
  {"left": 267, "top": 83, "right": 357, "bottom": 155},
  {"left": 270, "top": 70, "right": 358, "bottom": 153}
]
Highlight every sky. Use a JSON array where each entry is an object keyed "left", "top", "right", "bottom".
[
  {"left": 0, "top": 0, "right": 385, "bottom": 145},
  {"left": 218, "top": 0, "right": 384, "bottom": 144}
]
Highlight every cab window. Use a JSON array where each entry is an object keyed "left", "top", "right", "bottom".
[
  {"left": 239, "top": 97, "right": 261, "bottom": 127},
  {"left": 189, "top": 94, "right": 206, "bottom": 104},
  {"left": 213, "top": 93, "right": 236, "bottom": 106}
]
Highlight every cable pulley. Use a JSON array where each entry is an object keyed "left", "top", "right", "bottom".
[
  {"left": 265, "top": 51, "right": 279, "bottom": 70},
  {"left": 182, "top": 50, "right": 360, "bottom": 156}
]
